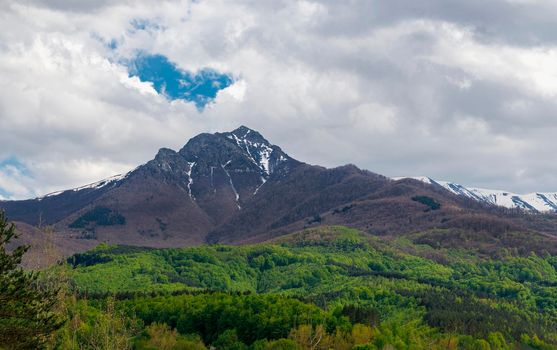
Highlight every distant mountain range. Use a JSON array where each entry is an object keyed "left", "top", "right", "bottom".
[
  {"left": 398, "top": 177, "right": 557, "bottom": 213},
  {"left": 2, "top": 126, "right": 557, "bottom": 262}
]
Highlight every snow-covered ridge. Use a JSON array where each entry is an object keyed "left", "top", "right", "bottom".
[
  {"left": 397, "top": 176, "right": 557, "bottom": 213},
  {"left": 225, "top": 127, "right": 286, "bottom": 178},
  {"left": 37, "top": 173, "right": 129, "bottom": 201}
]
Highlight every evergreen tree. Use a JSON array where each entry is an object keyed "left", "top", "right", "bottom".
[{"left": 0, "top": 211, "right": 64, "bottom": 349}]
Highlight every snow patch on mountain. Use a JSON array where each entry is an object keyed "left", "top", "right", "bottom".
[
  {"left": 397, "top": 176, "right": 557, "bottom": 212},
  {"left": 186, "top": 161, "right": 196, "bottom": 199},
  {"left": 37, "top": 173, "right": 129, "bottom": 201},
  {"left": 222, "top": 162, "right": 240, "bottom": 209}
]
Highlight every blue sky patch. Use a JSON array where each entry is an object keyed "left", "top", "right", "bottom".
[
  {"left": 0, "top": 156, "right": 29, "bottom": 174},
  {"left": 128, "top": 53, "right": 234, "bottom": 109},
  {"left": 106, "top": 38, "right": 118, "bottom": 50},
  {"left": 0, "top": 156, "right": 30, "bottom": 199},
  {"left": 0, "top": 188, "right": 9, "bottom": 199}
]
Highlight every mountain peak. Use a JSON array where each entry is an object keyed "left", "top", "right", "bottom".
[
  {"left": 216, "top": 127, "right": 293, "bottom": 177},
  {"left": 169, "top": 127, "right": 300, "bottom": 211},
  {"left": 225, "top": 126, "right": 270, "bottom": 147},
  {"left": 155, "top": 147, "right": 177, "bottom": 159},
  {"left": 231, "top": 125, "right": 255, "bottom": 136}
]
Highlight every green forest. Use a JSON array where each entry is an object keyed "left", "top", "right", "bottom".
[{"left": 2, "top": 215, "right": 557, "bottom": 349}]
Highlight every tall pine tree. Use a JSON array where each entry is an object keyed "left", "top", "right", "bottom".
[{"left": 0, "top": 211, "right": 64, "bottom": 349}]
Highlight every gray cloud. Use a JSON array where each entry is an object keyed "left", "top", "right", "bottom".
[
  {"left": 312, "top": 0, "right": 557, "bottom": 46},
  {"left": 1, "top": 0, "right": 557, "bottom": 199}
]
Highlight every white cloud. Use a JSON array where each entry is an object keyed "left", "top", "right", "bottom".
[
  {"left": 0, "top": 164, "right": 35, "bottom": 199},
  {"left": 427, "top": 22, "right": 557, "bottom": 98},
  {"left": 216, "top": 79, "right": 247, "bottom": 103},
  {"left": 348, "top": 103, "right": 397, "bottom": 134},
  {"left": 1, "top": 0, "right": 557, "bottom": 197}
]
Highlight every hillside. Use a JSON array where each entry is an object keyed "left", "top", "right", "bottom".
[
  {"left": 2, "top": 126, "right": 557, "bottom": 262},
  {"left": 59, "top": 226, "right": 557, "bottom": 349}
]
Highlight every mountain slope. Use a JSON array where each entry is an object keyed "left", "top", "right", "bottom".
[
  {"left": 1, "top": 126, "right": 557, "bottom": 261},
  {"left": 207, "top": 164, "right": 390, "bottom": 243},
  {"left": 402, "top": 176, "right": 557, "bottom": 213}
]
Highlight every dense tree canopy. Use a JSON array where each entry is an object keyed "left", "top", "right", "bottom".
[
  {"left": 54, "top": 226, "right": 557, "bottom": 349},
  {"left": 2, "top": 224, "right": 557, "bottom": 349}
]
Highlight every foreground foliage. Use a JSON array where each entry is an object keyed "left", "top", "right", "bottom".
[{"left": 0, "top": 211, "right": 64, "bottom": 349}]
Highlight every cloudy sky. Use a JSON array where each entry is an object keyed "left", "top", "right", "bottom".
[{"left": 1, "top": 0, "right": 557, "bottom": 199}]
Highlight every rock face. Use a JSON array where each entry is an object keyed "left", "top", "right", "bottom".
[{"left": 2, "top": 126, "right": 557, "bottom": 260}]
